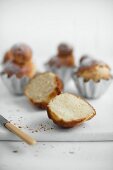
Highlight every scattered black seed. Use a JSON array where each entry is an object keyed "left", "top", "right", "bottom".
[
  {"left": 69, "top": 151, "right": 74, "bottom": 154},
  {"left": 35, "top": 130, "right": 38, "bottom": 132},
  {"left": 13, "top": 150, "right": 18, "bottom": 153}
]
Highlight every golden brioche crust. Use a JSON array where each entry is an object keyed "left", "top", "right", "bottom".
[
  {"left": 3, "top": 61, "right": 36, "bottom": 78},
  {"left": 29, "top": 99, "right": 48, "bottom": 109},
  {"left": 10, "top": 43, "right": 32, "bottom": 65},
  {"left": 47, "top": 94, "right": 96, "bottom": 128},
  {"left": 57, "top": 43, "right": 73, "bottom": 57},
  {"left": 46, "top": 43, "right": 75, "bottom": 67},
  {"left": 47, "top": 55, "right": 75, "bottom": 67},
  {"left": 76, "top": 64, "right": 111, "bottom": 81},
  {"left": 57, "top": 55, "right": 75, "bottom": 67},
  {"left": 2, "top": 43, "right": 36, "bottom": 78},
  {"left": 25, "top": 73, "right": 63, "bottom": 109},
  {"left": 3, "top": 43, "right": 33, "bottom": 66},
  {"left": 77, "top": 56, "right": 111, "bottom": 81}
]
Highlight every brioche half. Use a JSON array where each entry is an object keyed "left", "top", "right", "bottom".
[
  {"left": 47, "top": 93, "right": 96, "bottom": 128},
  {"left": 25, "top": 72, "right": 63, "bottom": 109}
]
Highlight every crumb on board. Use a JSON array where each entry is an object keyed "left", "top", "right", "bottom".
[
  {"left": 12, "top": 150, "right": 18, "bottom": 153},
  {"left": 33, "top": 123, "right": 54, "bottom": 132},
  {"left": 69, "top": 151, "right": 75, "bottom": 154},
  {"left": 6, "top": 119, "right": 54, "bottom": 133},
  {"left": 35, "top": 130, "right": 38, "bottom": 132}
]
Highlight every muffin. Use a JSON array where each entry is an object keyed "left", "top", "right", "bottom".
[
  {"left": 1, "top": 43, "right": 36, "bottom": 95},
  {"left": 47, "top": 93, "right": 96, "bottom": 128},
  {"left": 72, "top": 56, "right": 112, "bottom": 98},
  {"left": 45, "top": 43, "right": 76, "bottom": 84},
  {"left": 25, "top": 72, "right": 63, "bottom": 109}
]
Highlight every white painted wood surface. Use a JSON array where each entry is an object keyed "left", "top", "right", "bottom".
[
  {"left": 0, "top": 78, "right": 113, "bottom": 141},
  {"left": 0, "top": 141, "right": 113, "bottom": 170}
]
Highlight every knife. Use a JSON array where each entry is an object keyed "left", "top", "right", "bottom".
[{"left": 0, "top": 115, "right": 36, "bottom": 145}]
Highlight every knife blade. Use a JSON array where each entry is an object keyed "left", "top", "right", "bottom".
[{"left": 0, "top": 115, "right": 9, "bottom": 125}]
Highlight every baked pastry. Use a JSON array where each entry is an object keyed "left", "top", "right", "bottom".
[
  {"left": 77, "top": 56, "right": 111, "bottom": 82},
  {"left": 47, "top": 43, "right": 75, "bottom": 67},
  {"left": 10, "top": 43, "right": 32, "bottom": 65},
  {"left": 72, "top": 56, "right": 112, "bottom": 98},
  {"left": 2, "top": 43, "right": 36, "bottom": 78},
  {"left": 47, "top": 93, "right": 96, "bottom": 128},
  {"left": 3, "top": 61, "right": 36, "bottom": 78},
  {"left": 1, "top": 43, "right": 36, "bottom": 95},
  {"left": 25, "top": 72, "right": 63, "bottom": 109},
  {"left": 45, "top": 43, "right": 76, "bottom": 83}
]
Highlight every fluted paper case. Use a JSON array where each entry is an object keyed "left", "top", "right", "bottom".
[
  {"left": 72, "top": 73, "right": 112, "bottom": 99},
  {"left": 45, "top": 64, "right": 76, "bottom": 84},
  {"left": 1, "top": 74, "right": 29, "bottom": 95}
]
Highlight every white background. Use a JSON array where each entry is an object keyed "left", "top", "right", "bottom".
[{"left": 0, "top": 0, "right": 113, "bottom": 69}]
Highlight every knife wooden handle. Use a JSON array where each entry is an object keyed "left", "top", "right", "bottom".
[{"left": 5, "top": 122, "right": 36, "bottom": 145}]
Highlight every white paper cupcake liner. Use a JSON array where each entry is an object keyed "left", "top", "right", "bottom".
[
  {"left": 1, "top": 74, "right": 29, "bottom": 95},
  {"left": 72, "top": 74, "right": 112, "bottom": 99},
  {"left": 45, "top": 64, "right": 76, "bottom": 84}
]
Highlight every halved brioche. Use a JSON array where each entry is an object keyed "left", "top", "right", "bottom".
[
  {"left": 25, "top": 72, "right": 63, "bottom": 109},
  {"left": 47, "top": 93, "right": 96, "bottom": 128}
]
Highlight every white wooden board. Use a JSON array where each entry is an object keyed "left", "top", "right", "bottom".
[{"left": 0, "top": 78, "right": 113, "bottom": 142}]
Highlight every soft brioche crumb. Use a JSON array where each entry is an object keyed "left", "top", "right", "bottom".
[
  {"left": 47, "top": 93, "right": 96, "bottom": 127},
  {"left": 25, "top": 72, "right": 63, "bottom": 109}
]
